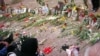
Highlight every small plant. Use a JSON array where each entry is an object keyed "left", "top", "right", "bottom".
[
  {"left": 0, "top": 30, "right": 10, "bottom": 37},
  {"left": 90, "top": 32, "right": 100, "bottom": 44},
  {"left": 74, "top": 25, "right": 90, "bottom": 40}
]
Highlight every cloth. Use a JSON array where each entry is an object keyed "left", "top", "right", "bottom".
[
  {"left": 0, "top": 47, "right": 7, "bottom": 56},
  {"left": 7, "top": 52, "right": 16, "bottom": 56},
  {"left": 91, "top": 0, "right": 99, "bottom": 11},
  {"left": 66, "top": 49, "right": 72, "bottom": 56}
]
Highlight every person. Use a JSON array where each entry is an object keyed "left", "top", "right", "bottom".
[
  {"left": 66, "top": 45, "right": 79, "bottom": 56},
  {"left": 7, "top": 38, "right": 44, "bottom": 56},
  {"left": 0, "top": 33, "right": 15, "bottom": 56},
  {"left": 91, "top": 0, "right": 99, "bottom": 12},
  {"left": 0, "top": 41, "right": 9, "bottom": 56},
  {"left": 84, "top": 40, "right": 100, "bottom": 56}
]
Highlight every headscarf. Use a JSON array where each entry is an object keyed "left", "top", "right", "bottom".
[{"left": 21, "top": 38, "right": 38, "bottom": 56}]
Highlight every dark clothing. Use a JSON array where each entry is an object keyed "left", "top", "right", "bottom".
[
  {"left": 91, "top": 0, "right": 99, "bottom": 11},
  {"left": 21, "top": 38, "right": 38, "bottom": 55},
  {"left": 0, "top": 47, "right": 7, "bottom": 56},
  {"left": 8, "top": 38, "right": 39, "bottom": 56}
]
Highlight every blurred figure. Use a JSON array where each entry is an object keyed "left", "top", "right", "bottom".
[
  {"left": 0, "top": 41, "right": 9, "bottom": 56},
  {"left": 66, "top": 44, "right": 79, "bottom": 56},
  {"left": 21, "top": 38, "right": 38, "bottom": 56},
  {"left": 0, "top": 33, "right": 14, "bottom": 56},
  {"left": 91, "top": 0, "right": 99, "bottom": 12},
  {"left": 84, "top": 40, "right": 100, "bottom": 56},
  {"left": 7, "top": 38, "right": 44, "bottom": 56}
]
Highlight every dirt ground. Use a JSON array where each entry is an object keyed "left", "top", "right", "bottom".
[
  {"left": 2, "top": 0, "right": 100, "bottom": 56},
  {"left": 3, "top": 20, "right": 90, "bottom": 56}
]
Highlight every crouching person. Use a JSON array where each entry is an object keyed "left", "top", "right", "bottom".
[
  {"left": 7, "top": 38, "right": 44, "bottom": 56},
  {"left": 84, "top": 40, "right": 100, "bottom": 56}
]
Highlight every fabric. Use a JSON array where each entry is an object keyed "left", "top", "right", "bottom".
[
  {"left": 42, "top": 5, "right": 49, "bottom": 14},
  {"left": 4, "top": 33, "right": 13, "bottom": 44},
  {"left": 7, "top": 52, "right": 16, "bottom": 56},
  {"left": 84, "top": 47, "right": 90, "bottom": 56},
  {"left": 7, "top": 38, "right": 39, "bottom": 56},
  {"left": 0, "top": 47, "right": 7, "bottom": 56},
  {"left": 72, "top": 49, "right": 79, "bottom": 56},
  {"left": 21, "top": 38, "right": 38, "bottom": 56},
  {"left": 66, "top": 49, "right": 72, "bottom": 56},
  {"left": 89, "top": 42, "right": 100, "bottom": 56},
  {"left": 9, "top": 53, "right": 16, "bottom": 56},
  {"left": 91, "top": 0, "right": 99, "bottom": 11}
]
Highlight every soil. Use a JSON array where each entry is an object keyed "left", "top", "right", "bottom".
[{"left": 1, "top": 0, "right": 100, "bottom": 56}]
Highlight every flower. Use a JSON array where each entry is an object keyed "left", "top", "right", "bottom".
[
  {"left": 24, "top": 18, "right": 29, "bottom": 22},
  {"left": 80, "top": 13, "right": 85, "bottom": 17},
  {"left": 73, "top": 6, "right": 77, "bottom": 11},
  {"left": 3, "top": 13, "right": 11, "bottom": 17},
  {"left": 15, "top": 33, "right": 19, "bottom": 36},
  {"left": 59, "top": 16, "right": 66, "bottom": 21},
  {"left": 89, "top": 13, "right": 95, "bottom": 17},
  {"left": 71, "top": 30, "right": 74, "bottom": 35},
  {"left": 62, "top": 23, "right": 67, "bottom": 29},
  {"left": 92, "top": 17, "right": 97, "bottom": 23},
  {"left": 89, "top": 13, "right": 97, "bottom": 23},
  {"left": 0, "top": 23, "right": 4, "bottom": 28},
  {"left": 43, "top": 47, "right": 53, "bottom": 54},
  {"left": 86, "top": 25, "right": 91, "bottom": 29},
  {"left": 0, "top": 14, "right": 3, "bottom": 17},
  {"left": 67, "top": 8, "right": 72, "bottom": 12}
]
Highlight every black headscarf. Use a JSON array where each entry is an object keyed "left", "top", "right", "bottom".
[
  {"left": 4, "top": 33, "right": 13, "bottom": 44},
  {"left": 21, "top": 38, "right": 38, "bottom": 56}
]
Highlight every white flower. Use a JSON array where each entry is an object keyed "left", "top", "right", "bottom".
[
  {"left": 46, "top": 16, "right": 58, "bottom": 20},
  {"left": 0, "top": 14, "right": 3, "bottom": 17}
]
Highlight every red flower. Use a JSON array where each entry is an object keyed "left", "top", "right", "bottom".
[
  {"left": 3, "top": 13, "right": 10, "bottom": 17},
  {"left": 0, "top": 24, "right": 4, "bottom": 28},
  {"left": 89, "top": 13, "right": 95, "bottom": 17},
  {"left": 15, "top": 33, "right": 19, "bottom": 36},
  {"left": 24, "top": 18, "right": 29, "bottom": 22},
  {"left": 67, "top": 9, "right": 72, "bottom": 12},
  {"left": 80, "top": 13, "right": 85, "bottom": 17},
  {"left": 92, "top": 17, "right": 97, "bottom": 23},
  {"left": 43, "top": 47, "right": 52, "bottom": 54}
]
